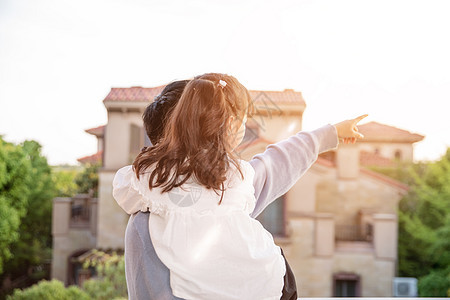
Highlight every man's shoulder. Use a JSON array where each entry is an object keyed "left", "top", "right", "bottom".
[
  {"left": 126, "top": 212, "right": 150, "bottom": 242},
  {"left": 130, "top": 211, "right": 150, "bottom": 227}
]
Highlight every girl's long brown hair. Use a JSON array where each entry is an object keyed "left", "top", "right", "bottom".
[{"left": 133, "top": 73, "right": 254, "bottom": 203}]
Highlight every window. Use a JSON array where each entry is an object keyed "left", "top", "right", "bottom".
[
  {"left": 68, "top": 250, "right": 95, "bottom": 286},
  {"left": 129, "top": 124, "right": 141, "bottom": 162},
  {"left": 72, "top": 262, "right": 95, "bottom": 287},
  {"left": 333, "top": 273, "right": 361, "bottom": 297},
  {"left": 129, "top": 125, "right": 152, "bottom": 163},
  {"left": 256, "top": 195, "right": 286, "bottom": 237},
  {"left": 394, "top": 150, "right": 402, "bottom": 160}
]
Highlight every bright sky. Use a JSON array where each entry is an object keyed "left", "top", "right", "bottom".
[{"left": 1, "top": 0, "right": 449, "bottom": 165}]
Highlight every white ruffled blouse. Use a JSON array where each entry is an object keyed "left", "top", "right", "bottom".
[{"left": 113, "top": 159, "right": 286, "bottom": 300}]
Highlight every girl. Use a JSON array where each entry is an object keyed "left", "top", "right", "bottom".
[{"left": 113, "top": 73, "right": 366, "bottom": 299}]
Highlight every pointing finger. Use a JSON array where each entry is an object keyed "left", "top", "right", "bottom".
[{"left": 353, "top": 114, "right": 368, "bottom": 124}]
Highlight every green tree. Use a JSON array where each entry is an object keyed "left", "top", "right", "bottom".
[
  {"left": 0, "top": 137, "right": 31, "bottom": 274},
  {"left": 51, "top": 166, "right": 79, "bottom": 197},
  {"left": 0, "top": 139, "right": 57, "bottom": 298},
  {"left": 396, "top": 148, "right": 450, "bottom": 296},
  {"left": 75, "top": 163, "right": 100, "bottom": 197},
  {"left": 6, "top": 280, "right": 89, "bottom": 300},
  {"left": 417, "top": 267, "right": 450, "bottom": 297}
]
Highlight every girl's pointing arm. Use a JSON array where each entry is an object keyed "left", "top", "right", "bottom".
[{"left": 249, "top": 124, "right": 339, "bottom": 218}]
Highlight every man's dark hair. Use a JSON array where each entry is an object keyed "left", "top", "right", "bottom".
[{"left": 143, "top": 80, "right": 190, "bottom": 145}]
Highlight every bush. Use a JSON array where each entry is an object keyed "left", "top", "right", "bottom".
[
  {"left": 81, "top": 250, "right": 127, "bottom": 300},
  {"left": 7, "top": 280, "right": 89, "bottom": 300},
  {"left": 418, "top": 267, "right": 450, "bottom": 297},
  {"left": 5, "top": 251, "right": 127, "bottom": 300}
]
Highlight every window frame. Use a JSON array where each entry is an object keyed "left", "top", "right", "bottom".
[
  {"left": 332, "top": 272, "right": 361, "bottom": 297},
  {"left": 256, "top": 194, "right": 287, "bottom": 237}
]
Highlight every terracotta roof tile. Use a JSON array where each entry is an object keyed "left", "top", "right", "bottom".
[
  {"left": 103, "top": 86, "right": 166, "bottom": 102},
  {"left": 77, "top": 151, "right": 102, "bottom": 164},
  {"left": 358, "top": 122, "right": 424, "bottom": 143},
  {"left": 85, "top": 125, "right": 105, "bottom": 137},
  {"left": 248, "top": 89, "right": 305, "bottom": 105},
  {"left": 103, "top": 85, "right": 305, "bottom": 105},
  {"left": 316, "top": 156, "right": 335, "bottom": 168}
]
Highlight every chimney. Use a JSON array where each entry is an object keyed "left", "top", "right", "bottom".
[{"left": 336, "top": 143, "right": 360, "bottom": 179}]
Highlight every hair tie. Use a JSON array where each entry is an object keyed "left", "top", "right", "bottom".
[{"left": 218, "top": 80, "right": 227, "bottom": 89}]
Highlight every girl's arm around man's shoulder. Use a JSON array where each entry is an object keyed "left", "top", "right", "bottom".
[{"left": 249, "top": 124, "right": 339, "bottom": 218}]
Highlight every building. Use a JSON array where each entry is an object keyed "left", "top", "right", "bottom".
[{"left": 51, "top": 85, "right": 424, "bottom": 296}]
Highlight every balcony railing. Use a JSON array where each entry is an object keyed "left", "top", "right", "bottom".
[
  {"left": 335, "top": 224, "right": 373, "bottom": 242},
  {"left": 69, "top": 195, "right": 92, "bottom": 228}
]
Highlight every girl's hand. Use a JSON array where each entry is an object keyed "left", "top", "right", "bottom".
[{"left": 334, "top": 114, "right": 368, "bottom": 144}]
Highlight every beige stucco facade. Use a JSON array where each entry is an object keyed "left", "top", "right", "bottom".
[
  {"left": 250, "top": 114, "right": 303, "bottom": 142},
  {"left": 239, "top": 133, "right": 405, "bottom": 297},
  {"left": 96, "top": 170, "right": 128, "bottom": 248},
  {"left": 51, "top": 197, "right": 97, "bottom": 285},
  {"left": 103, "top": 110, "right": 146, "bottom": 169},
  {"left": 278, "top": 216, "right": 396, "bottom": 297},
  {"left": 359, "top": 142, "right": 414, "bottom": 162},
  {"left": 52, "top": 86, "right": 422, "bottom": 296}
]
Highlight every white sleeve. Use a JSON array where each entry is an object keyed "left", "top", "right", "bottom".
[
  {"left": 249, "top": 124, "right": 339, "bottom": 218},
  {"left": 112, "top": 165, "right": 148, "bottom": 214}
]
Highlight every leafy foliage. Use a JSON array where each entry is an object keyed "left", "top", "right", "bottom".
[
  {"left": 75, "top": 163, "right": 100, "bottom": 197},
  {"left": 51, "top": 166, "right": 79, "bottom": 197},
  {"left": 8, "top": 251, "right": 127, "bottom": 300},
  {"left": 5, "top": 141, "right": 55, "bottom": 268},
  {"left": 1, "top": 137, "right": 103, "bottom": 299},
  {"left": 0, "top": 138, "right": 58, "bottom": 298},
  {"left": 6, "top": 280, "right": 89, "bottom": 300},
  {"left": 81, "top": 250, "right": 127, "bottom": 300},
  {"left": 391, "top": 148, "right": 450, "bottom": 296},
  {"left": 417, "top": 267, "right": 450, "bottom": 297},
  {"left": 0, "top": 137, "right": 32, "bottom": 274}
]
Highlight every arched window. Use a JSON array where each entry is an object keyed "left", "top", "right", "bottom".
[{"left": 129, "top": 125, "right": 152, "bottom": 163}]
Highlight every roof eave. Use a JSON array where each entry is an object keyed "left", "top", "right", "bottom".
[
  {"left": 252, "top": 103, "right": 306, "bottom": 116},
  {"left": 103, "top": 101, "right": 149, "bottom": 112},
  {"left": 360, "top": 167, "right": 409, "bottom": 192}
]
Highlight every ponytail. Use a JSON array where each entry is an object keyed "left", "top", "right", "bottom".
[{"left": 133, "top": 73, "right": 253, "bottom": 202}]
